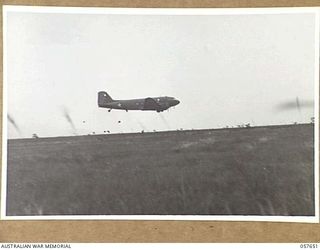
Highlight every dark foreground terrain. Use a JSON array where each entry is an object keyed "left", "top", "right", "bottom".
[{"left": 6, "top": 124, "right": 315, "bottom": 216}]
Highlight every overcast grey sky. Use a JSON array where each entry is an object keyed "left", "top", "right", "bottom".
[{"left": 5, "top": 10, "right": 317, "bottom": 138}]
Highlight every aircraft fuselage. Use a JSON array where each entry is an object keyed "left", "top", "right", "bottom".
[{"left": 98, "top": 92, "right": 180, "bottom": 112}]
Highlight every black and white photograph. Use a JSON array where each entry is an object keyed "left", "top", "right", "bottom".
[{"left": 1, "top": 6, "right": 319, "bottom": 222}]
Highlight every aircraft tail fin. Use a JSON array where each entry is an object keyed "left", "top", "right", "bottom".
[{"left": 98, "top": 91, "right": 113, "bottom": 107}]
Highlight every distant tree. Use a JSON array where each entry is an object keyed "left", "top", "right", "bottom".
[
  {"left": 311, "top": 117, "right": 315, "bottom": 123},
  {"left": 32, "top": 133, "right": 39, "bottom": 139}
]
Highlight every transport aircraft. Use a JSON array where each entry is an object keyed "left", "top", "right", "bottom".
[{"left": 98, "top": 91, "right": 180, "bottom": 112}]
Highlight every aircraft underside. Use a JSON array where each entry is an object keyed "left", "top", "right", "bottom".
[{"left": 107, "top": 107, "right": 167, "bottom": 112}]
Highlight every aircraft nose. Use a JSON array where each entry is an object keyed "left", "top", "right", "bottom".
[{"left": 172, "top": 99, "right": 180, "bottom": 106}]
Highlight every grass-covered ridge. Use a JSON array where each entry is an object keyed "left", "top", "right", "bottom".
[{"left": 6, "top": 124, "right": 314, "bottom": 216}]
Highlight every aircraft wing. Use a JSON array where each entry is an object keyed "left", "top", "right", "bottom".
[{"left": 144, "top": 98, "right": 161, "bottom": 110}]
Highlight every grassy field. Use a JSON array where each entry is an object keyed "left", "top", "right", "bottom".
[{"left": 6, "top": 124, "right": 315, "bottom": 216}]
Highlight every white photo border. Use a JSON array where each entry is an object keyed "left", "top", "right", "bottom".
[{"left": 1, "top": 5, "right": 319, "bottom": 222}]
